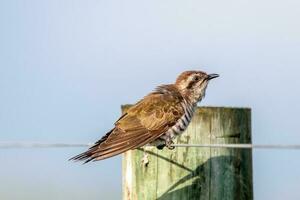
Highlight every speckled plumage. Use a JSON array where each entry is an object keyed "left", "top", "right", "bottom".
[{"left": 70, "top": 70, "right": 218, "bottom": 162}]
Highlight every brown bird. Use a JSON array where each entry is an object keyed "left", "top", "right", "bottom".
[{"left": 70, "top": 70, "right": 218, "bottom": 163}]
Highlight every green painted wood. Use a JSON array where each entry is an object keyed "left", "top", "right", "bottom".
[
  {"left": 122, "top": 107, "right": 159, "bottom": 200},
  {"left": 122, "top": 106, "right": 253, "bottom": 200}
]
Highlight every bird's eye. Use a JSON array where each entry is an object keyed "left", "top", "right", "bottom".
[{"left": 193, "top": 76, "right": 200, "bottom": 81}]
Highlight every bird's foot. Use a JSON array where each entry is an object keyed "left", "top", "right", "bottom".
[{"left": 166, "top": 140, "right": 175, "bottom": 150}]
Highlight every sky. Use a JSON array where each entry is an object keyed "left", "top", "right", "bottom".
[{"left": 0, "top": 0, "right": 300, "bottom": 199}]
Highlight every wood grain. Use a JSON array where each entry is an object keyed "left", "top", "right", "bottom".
[{"left": 122, "top": 106, "right": 253, "bottom": 200}]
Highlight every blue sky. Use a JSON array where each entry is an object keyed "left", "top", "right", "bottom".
[{"left": 0, "top": 0, "right": 300, "bottom": 199}]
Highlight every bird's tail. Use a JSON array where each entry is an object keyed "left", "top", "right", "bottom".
[{"left": 69, "top": 129, "right": 114, "bottom": 163}]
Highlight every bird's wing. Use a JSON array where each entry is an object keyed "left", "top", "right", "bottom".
[{"left": 70, "top": 88, "right": 184, "bottom": 162}]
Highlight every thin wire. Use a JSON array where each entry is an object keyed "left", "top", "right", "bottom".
[
  {"left": 0, "top": 142, "right": 91, "bottom": 149},
  {"left": 1, "top": 142, "right": 300, "bottom": 149},
  {"left": 172, "top": 144, "right": 300, "bottom": 149}
]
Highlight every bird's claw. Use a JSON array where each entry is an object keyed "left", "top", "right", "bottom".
[{"left": 166, "top": 140, "right": 175, "bottom": 150}]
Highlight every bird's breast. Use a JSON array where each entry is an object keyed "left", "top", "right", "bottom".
[{"left": 161, "top": 100, "right": 195, "bottom": 140}]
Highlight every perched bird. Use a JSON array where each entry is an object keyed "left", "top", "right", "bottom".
[{"left": 70, "top": 70, "right": 218, "bottom": 163}]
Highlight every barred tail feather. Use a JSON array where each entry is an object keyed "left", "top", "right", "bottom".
[
  {"left": 69, "top": 129, "right": 114, "bottom": 163},
  {"left": 69, "top": 126, "right": 164, "bottom": 163}
]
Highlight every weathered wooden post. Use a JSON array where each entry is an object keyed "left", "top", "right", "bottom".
[{"left": 122, "top": 106, "right": 253, "bottom": 200}]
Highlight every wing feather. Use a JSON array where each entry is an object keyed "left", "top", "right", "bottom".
[{"left": 70, "top": 85, "right": 185, "bottom": 162}]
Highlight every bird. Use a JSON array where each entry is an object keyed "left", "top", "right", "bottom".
[{"left": 70, "top": 70, "right": 219, "bottom": 163}]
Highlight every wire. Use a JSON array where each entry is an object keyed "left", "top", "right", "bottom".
[
  {"left": 0, "top": 142, "right": 91, "bottom": 149},
  {"left": 1, "top": 142, "right": 300, "bottom": 149},
  {"left": 172, "top": 144, "right": 300, "bottom": 149}
]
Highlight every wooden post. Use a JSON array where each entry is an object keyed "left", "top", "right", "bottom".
[{"left": 122, "top": 106, "right": 253, "bottom": 200}]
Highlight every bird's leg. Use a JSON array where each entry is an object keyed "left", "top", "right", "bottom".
[{"left": 165, "top": 137, "right": 175, "bottom": 150}]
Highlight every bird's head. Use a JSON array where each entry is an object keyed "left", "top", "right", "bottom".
[{"left": 175, "top": 70, "right": 219, "bottom": 104}]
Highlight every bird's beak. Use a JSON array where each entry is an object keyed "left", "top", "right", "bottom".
[{"left": 207, "top": 74, "right": 219, "bottom": 80}]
